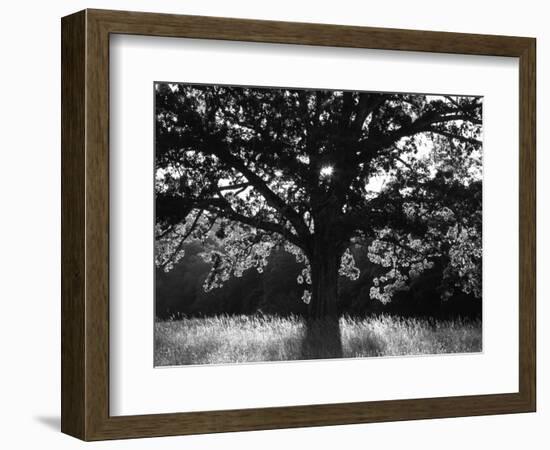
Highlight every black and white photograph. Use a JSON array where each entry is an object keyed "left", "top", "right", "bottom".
[{"left": 154, "top": 83, "right": 483, "bottom": 366}]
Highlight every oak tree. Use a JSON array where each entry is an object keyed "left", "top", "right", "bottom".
[{"left": 155, "top": 84, "right": 482, "bottom": 318}]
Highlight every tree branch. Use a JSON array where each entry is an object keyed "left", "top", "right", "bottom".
[
  {"left": 428, "top": 129, "right": 482, "bottom": 146},
  {"left": 359, "top": 107, "right": 481, "bottom": 163},
  {"left": 217, "top": 182, "right": 251, "bottom": 191},
  {"left": 158, "top": 193, "right": 305, "bottom": 250},
  {"left": 205, "top": 141, "right": 311, "bottom": 239}
]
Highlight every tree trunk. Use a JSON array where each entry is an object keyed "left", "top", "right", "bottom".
[
  {"left": 308, "top": 242, "right": 341, "bottom": 319},
  {"left": 301, "top": 241, "right": 343, "bottom": 358}
]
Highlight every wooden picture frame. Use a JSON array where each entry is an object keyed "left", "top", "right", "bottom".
[{"left": 61, "top": 8, "right": 536, "bottom": 441}]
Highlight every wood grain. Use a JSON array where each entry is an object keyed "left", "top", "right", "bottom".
[
  {"left": 61, "top": 10, "right": 86, "bottom": 439},
  {"left": 61, "top": 8, "right": 537, "bottom": 441}
]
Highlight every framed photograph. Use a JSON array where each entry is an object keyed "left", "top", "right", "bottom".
[{"left": 61, "top": 9, "right": 536, "bottom": 440}]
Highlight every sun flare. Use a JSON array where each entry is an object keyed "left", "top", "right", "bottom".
[{"left": 320, "top": 165, "right": 334, "bottom": 177}]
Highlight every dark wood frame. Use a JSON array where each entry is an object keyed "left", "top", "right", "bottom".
[{"left": 61, "top": 8, "right": 536, "bottom": 441}]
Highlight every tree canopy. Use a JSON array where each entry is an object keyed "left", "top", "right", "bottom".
[{"left": 155, "top": 83, "right": 482, "bottom": 317}]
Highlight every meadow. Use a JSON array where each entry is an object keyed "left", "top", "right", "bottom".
[{"left": 154, "top": 314, "right": 482, "bottom": 366}]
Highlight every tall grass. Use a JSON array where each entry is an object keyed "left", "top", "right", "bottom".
[{"left": 154, "top": 314, "right": 482, "bottom": 366}]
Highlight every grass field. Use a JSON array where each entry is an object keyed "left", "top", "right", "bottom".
[{"left": 154, "top": 314, "right": 482, "bottom": 366}]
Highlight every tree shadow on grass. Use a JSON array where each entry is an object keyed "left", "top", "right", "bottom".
[{"left": 300, "top": 317, "right": 343, "bottom": 360}]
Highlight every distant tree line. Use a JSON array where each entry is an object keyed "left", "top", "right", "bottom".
[{"left": 155, "top": 241, "right": 481, "bottom": 320}]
